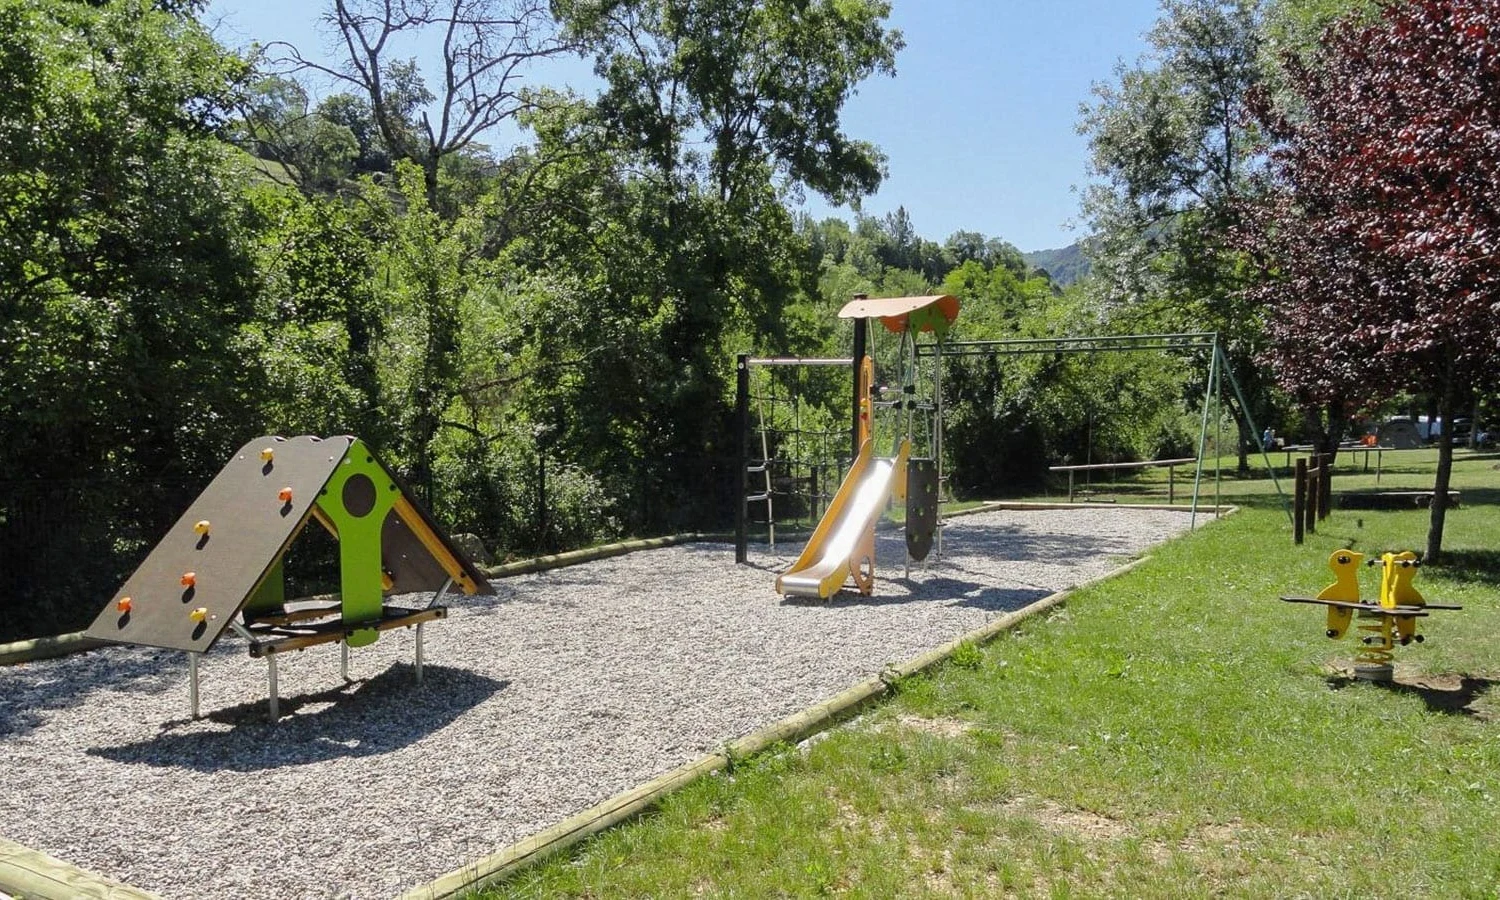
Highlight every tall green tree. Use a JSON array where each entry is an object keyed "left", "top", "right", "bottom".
[
  {"left": 1079, "top": 0, "right": 1269, "bottom": 471},
  {"left": 1238, "top": 0, "right": 1500, "bottom": 562},
  {"left": 0, "top": 0, "right": 259, "bottom": 479},
  {"left": 0, "top": 0, "right": 261, "bottom": 636},
  {"left": 243, "top": 185, "right": 388, "bottom": 442},
  {"left": 527, "top": 0, "right": 902, "bottom": 530}
]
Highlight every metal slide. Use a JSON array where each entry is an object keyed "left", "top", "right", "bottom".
[{"left": 776, "top": 438, "right": 909, "bottom": 598}]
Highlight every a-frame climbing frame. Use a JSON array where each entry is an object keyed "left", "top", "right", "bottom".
[{"left": 84, "top": 435, "right": 494, "bottom": 721}]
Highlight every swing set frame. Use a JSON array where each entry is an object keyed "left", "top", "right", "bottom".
[{"left": 735, "top": 326, "right": 1289, "bottom": 565}]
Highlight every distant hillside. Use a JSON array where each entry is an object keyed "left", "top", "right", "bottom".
[{"left": 1023, "top": 240, "right": 1091, "bottom": 287}]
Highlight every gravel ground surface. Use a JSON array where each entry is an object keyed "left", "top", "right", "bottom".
[{"left": 0, "top": 506, "right": 1198, "bottom": 899}]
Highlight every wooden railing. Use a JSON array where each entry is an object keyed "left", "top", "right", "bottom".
[{"left": 1047, "top": 457, "right": 1197, "bottom": 503}]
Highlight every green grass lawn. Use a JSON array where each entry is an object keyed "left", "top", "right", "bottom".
[{"left": 476, "top": 450, "right": 1500, "bottom": 898}]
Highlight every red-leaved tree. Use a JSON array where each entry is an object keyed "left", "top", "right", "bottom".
[{"left": 1239, "top": 0, "right": 1500, "bottom": 562}]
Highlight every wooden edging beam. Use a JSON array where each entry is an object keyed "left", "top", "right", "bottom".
[
  {"left": 0, "top": 631, "right": 104, "bottom": 667},
  {"left": 478, "top": 533, "right": 709, "bottom": 580},
  {"left": 397, "top": 551, "right": 1172, "bottom": 900},
  {"left": 0, "top": 837, "right": 163, "bottom": 900}
]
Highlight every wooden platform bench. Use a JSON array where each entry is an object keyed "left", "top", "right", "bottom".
[
  {"left": 1048, "top": 457, "right": 1197, "bottom": 503},
  {"left": 1338, "top": 491, "right": 1461, "bottom": 510}
]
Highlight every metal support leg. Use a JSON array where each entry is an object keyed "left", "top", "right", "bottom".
[
  {"left": 414, "top": 623, "right": 425, "bottom": 683},
  {"left": 267, "top": 653, "right": 279, "bottom": 722},
  {"left": 341, "top": 641, "right": 350, "bottom": 682},
  {"left": 188, "top": 652, "right": 201, "bottom": 720}
]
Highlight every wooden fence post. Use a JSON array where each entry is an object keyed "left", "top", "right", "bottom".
[
  {"left": 1304, "top": 457, "right": 1318, "bottom": 536},
  {"left": 1294, "top": 458, "right": 1307, "bottom": 545}
]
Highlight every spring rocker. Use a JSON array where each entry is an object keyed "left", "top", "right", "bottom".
[
  {"left": 773, "top": 294, "right": 958, "bottom": 599},
  {"left": 84, "top": 435, "right": 493, "bottom": 721},
  {"left": 1280, "top": 549, "right": 1461, "bottom": 681}
]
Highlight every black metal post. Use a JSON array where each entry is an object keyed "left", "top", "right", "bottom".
[{"left": 735, "top": 354, "right": 750, "bottom": 564}]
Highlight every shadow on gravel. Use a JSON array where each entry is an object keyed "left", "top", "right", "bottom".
[
  {"left": 804, "top": 580, "right": 1051, "bottom": 613},
  {"left": 0, "top": 646, "right": 187, "bottom": 739},
  {"left": 87, "top": 664, "right": 505, "bottom": 771},
  {"left": 944, "top": 527, "right": 1147, "bottom": 562}
]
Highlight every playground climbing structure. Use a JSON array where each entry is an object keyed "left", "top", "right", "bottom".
[
  {"left": 85, "top": 435, "right": 493, "bottom": 720},
  {"left": 765, "top": 294, "right": 959, "bottom": 598}
]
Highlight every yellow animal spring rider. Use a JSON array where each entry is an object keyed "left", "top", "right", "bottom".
[{"left": 1281, "top": 549, "right": 1461, "bottom": 680}]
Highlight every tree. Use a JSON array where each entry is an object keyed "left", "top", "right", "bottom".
[
  {"left": 280, "top": 0, "right": 578, "bottom": 211},
  {"left": 560, "top": 0, "right": 902, "bottom": 207},
  {"left": 0, "top": 0, "right": 262, "bottom": 636},
  {"left": 233, "top": 73, "right": 361, "bottom": 191},
  {"left": 0, "top": 0, "right": 260, "bottom": 478},
  {"left": 244, "top": 185, "right": 389, "bottom": 443},
  {"left": 1079, "top": 0, "right": 1270, "bottom": 472},
  {"left": 1238, "top": 0, "right": 1500, "bottom": 562},
  {"left": 515, "top": 0, "right": 902, "bottom": 531}
]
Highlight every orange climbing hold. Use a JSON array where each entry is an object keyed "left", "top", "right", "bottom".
[
  {"left": 180, "top": 572, "right": 197, "bottom": 587},
  {"left": 117, "top": 597, "right": 133, "bottom": 614},
  {"left": 278, "top": 486, "right": 294, "bottom": 503}
]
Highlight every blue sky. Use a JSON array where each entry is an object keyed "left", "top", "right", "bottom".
[{"left": 204, "top": 0, "right": 1163, "bottom": 253}]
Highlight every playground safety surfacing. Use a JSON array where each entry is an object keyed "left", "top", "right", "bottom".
[{"left": 0, "top": 506, "right": 1198, "bottom": 899}]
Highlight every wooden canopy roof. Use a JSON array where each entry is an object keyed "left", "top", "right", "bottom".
[{"left": 836, "top": 294, "right": 960, "bottom": 334}]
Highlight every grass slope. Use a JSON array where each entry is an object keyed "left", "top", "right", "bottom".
[{"left": 476, "top": 451, "right": 1500, "bottom": 898}]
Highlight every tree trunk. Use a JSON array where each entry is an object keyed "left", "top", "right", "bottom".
[
  {"left": 1426, "top": 400, "right": 1454, "bottom": 563},
  {"left": 424, "top": 151, "right": 441, "bottom": 215},
  {"left": 1236, "top": 418, "right": 1251, "bottom": 476},
  {"left": 1319, "top": 400, "right": 1347, "bottom": 465}
]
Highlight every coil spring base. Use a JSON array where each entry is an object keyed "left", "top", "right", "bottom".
[{"left": 1353, "top": 614, "right": 1395, "bottom": 681}]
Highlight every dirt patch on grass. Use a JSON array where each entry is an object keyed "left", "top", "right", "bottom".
[
  {"left": 996, "top": 795, "right": 1133, "bottom": 840},
  {"left": 892, "top": 713, "right": 974, "bottom": 738},
  {"left": 1326, "top": 664, "right": 1499, "bottom": 719},
  {"left": 830, "top": 794, "right": 889, "bottom": 839}
]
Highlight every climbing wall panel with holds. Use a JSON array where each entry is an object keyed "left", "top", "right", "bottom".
[
  {"left": 85, "top": 436, "right": 352, "bottom": 654},
  {"left": 906, "top": 457, "right": 939, "bottom": 562}
]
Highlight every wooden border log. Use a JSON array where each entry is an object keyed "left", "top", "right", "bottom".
[
  {"left": 479, "top": 533, "right": 709, "bottom": 579},
  {"left": 0, "top": 631, "right": 104, "bottom": 667},
  {"left": 0, "top": 837, "right": 162, "bottom": 900}
]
